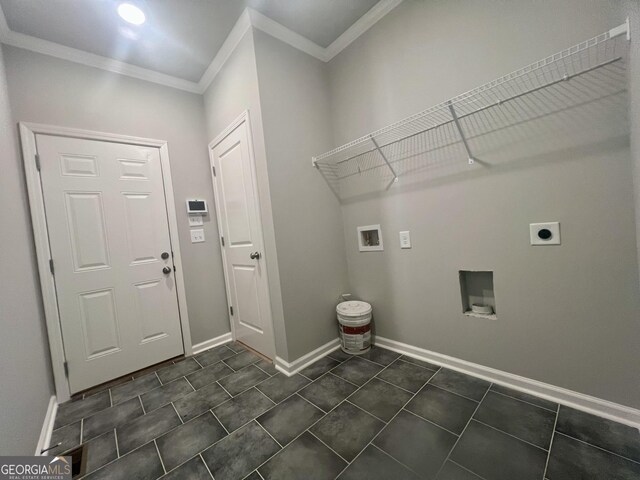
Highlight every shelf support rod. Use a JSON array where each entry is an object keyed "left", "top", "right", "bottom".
[
  {"left": 448, "top": 101, "right": 476, "bottom": 165},
  {"left": 370, "top": 136, "right": 399, "bottom": 183}
]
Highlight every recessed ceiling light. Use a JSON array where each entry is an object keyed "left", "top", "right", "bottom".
[{"left": 117, "top": 3, "right": 146, "bottom": 26}]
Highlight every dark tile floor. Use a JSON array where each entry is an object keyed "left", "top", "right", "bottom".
[{"left": 49, "top": 343, "right": 640, "bottom": 480}]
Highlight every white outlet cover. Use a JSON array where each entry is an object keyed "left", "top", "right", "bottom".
[
  {"left": 530, "top": 222, "right": 560, "bottom": 245},
  {"left": 399, "top": 230, "right": 411, "bottom": 249},
  {"left": 190, "top": 228, "right": 205, "bottom": 243},
  {"left": 188, "top": 215, "right": 204, "bottom": 227}
]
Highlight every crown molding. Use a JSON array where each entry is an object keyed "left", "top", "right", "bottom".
[
  {"left": 198, "top": 8, "right": 252, "bottom": 92},
  {"left": 324, "top": 0, "right": 403, "bottom": 61},
  {"left": 0, "top": 0, "right": 403, "bottom": 95},
  {"left": 247, "top": 8, "right": 329, "bottom": 62}
]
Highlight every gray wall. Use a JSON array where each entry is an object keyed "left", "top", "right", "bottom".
[
  {"left": 328, "top": 0, "right": 640, "bottom": 408},
  {"left": 2, "top": 45, "right": 229, "bottom": 345},
  {"left": 626, "top": 0, "right": 640, "bottom": 282},
  {"left": 202, "top": 30, "right": 290, "bottom": 359},
  {"left": 253, "top": 29, "right": 349, "bottom": 360},
  {"left": 0, "top": 46, "right": 54, "bottom": 455}
]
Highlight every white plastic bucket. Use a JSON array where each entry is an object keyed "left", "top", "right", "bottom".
[{"left": 337, "top": 301, "right": 372, "bottom": 355}]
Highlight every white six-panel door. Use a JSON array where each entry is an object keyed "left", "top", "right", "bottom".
[
  {"left": 210, "top": 116, "right": 275, "bottom": 359},
  {"left": 37, "top": 134, "right": 184, "bottom": 393}
]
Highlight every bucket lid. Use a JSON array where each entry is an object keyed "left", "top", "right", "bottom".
[{"left": 337, "top": 301, "right": 372, "bottom": 316}]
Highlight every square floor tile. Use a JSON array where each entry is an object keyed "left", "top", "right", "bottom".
[
  {"left": 436, "top": 461, "right": 483, "bottom": 480},
  {"left": 83, "top": 430, "right": 118, "bottom": 475},
  {"left": 157, "top": 411, "right": 227, "bottom": 471},
  {"left": 214, "top": 388, "right": 275, "bottom": 433},
  {"left": 196, "top": 345, "right": 237, "bottom": 367},
  {"left": 429, "top": 369, "right": 490, "bottom": 401},
  {"left": 360, "top": 347, "right": 401, "bottom": 366},
  {"left": 54, "top": 391, "right": 110, "bottom": 429},
  {"left": 187, "top": 362, "right": 234, "bottom": 390},
  {"left": 111, "top": 374, "right": 160, "bottom": 405},
  {"left": 546, "top": 432, "right": 640, "bottom": 480},
  {"left": 218, "top": 366, "right": 269, "bottom": 396},
  {"left": 202, "top": 421, "right": 280, "bottom": 480},
  {"left": 337, "top": 445, "right": 419, "bottom": 480},
  {"left": 327, "top": 349, "right": 353, "bottom": 362},
  {"left": 116, "top": 403, "right": 181, "bottom": 455},
  {"left": 348, "top": 378, "right": 412, "bottom": 422},
  {"left": 141, "top": 377, "right": 194, "bottom": 412},
  {"left": 374, "top": 410, "right": 457, "bottom": 478},
  {"left": 48, "top": 422, "right": 81, "bottom": 456},
  {"left": 298, "top": 373, "right": 358, "bottom": 412},
  {"left": 311, "top": 402, "right": 384, "bottom": 461},
  {"left": 555, "top": 406, "right": 640, "bottom": 462},
  {"left": 157, "top": 358, "right": 201, "bottom": 384},
  {"left": 300, "top": 357, "right": 340, "bottom": 380},
  {"left": 332, "top": 357, "right": 383, "bottom": 386},
  {"left": 490, "top": 384, "right": 557, "bottom": 412},
  {"left": 406, "top": 384, "right": 477, "bottom": 435},
  {"left": 224, "top": 351, "right": 262, "bottom": 371},
  {"left": 256, "top": 374, "right": 310, "bottom": 403},
  {"left": 83, "top": 397, "right": 143, "bottom": 441},
  {"left": 474, "top": 391, "right": 555, "bottom": 449},
  {"left": 376, "top": 359, "right": 435, "bottom": 393},
  {"left": 258, "top": 394, "right": 324, "bottom": 445},
  {"left": 173, "top": 381, "right": 230, "bottom": 421},
  {"left": 400, "top": 355, "right": 440, "bottom": 371},
  {"left": 84, "top": 441, "right": 164, "bottom": 480},
  {"left": 259, "top": 432, "right": 346, "bottom": 480},
  {"left": 162, "top": 456, "right": 212, "bottom": 480},
  {"left": 450, "top": 420, "right": 547, "bottom": 480}
]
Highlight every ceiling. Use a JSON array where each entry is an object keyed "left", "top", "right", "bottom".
[{"left": 0, "top": 0, "right": 381, "bottom": 83}]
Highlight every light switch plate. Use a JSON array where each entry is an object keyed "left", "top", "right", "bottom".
[
  {"left": 188, "top": 215, "right": 204, "bottom": 227},
  {"left": 399, "top": 231, "right": 411, "bottom": 249},
  {"left": 530, "top": 222, "right": 560, "bottom": 245},
  {"left": 190, "top": 228, "right": 205, "bottom": 243}
]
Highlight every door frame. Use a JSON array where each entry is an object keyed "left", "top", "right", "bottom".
[
  {"left": 207, "top": 110, "right": 276, "bottom": 358},
  {"left": 20, "top": 122, "right": 193, "bottom": 403}
]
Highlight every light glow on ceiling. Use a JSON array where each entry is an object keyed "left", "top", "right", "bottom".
[{"left": 117, "top": 3, "right": 146, "bottom": 26}]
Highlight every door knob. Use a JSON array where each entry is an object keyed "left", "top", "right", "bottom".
[
  {"left": 249, "top": 252, "right": 261, "bottom": 260},
  {"left": 161, "top": 252, "right": 170, "bottom": 260},
  {"left": 162, "top": 266, "right": 172, "bottom": 274}
]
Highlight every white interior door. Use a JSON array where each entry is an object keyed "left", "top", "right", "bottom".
[
  {"left": 37, "top": 134, "right": 184, "bottom": 393},
  {"left": 210, "top": 117, "right": 275, "bottom": 359}
]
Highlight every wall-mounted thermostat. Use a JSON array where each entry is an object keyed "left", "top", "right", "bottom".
[
  {"left": 530, "top": 222, "right": 560, "bottom": 245},
  {"left": 186, "top": 199, "right": 208, "bottom": 215}
]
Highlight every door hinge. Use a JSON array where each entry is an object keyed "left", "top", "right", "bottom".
[
  {"left": 63, "top": 361, "right": 69, "bottom": 377},
  {"left": 212, "top": 165, "right": 216, "bottom": 177},
  {"left": 35, "top": 153, "right": 41, "bottom": 171},
  {"left": 49, "top": 259, "right": 54, "bottom": 275},
  {"left": 221, "top": 236, "right": 225, "bottom": 246},
  {"left": 230, "top": 306, "right": 233, "bottom": 316}
]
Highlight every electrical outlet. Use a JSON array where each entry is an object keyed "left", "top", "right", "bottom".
[
  {"left": 190, "top": 228, "right": 205, "bottom": 243},
  {"left": 188, "top": 215, "right": 203, "bottom": 227},
  {"left": 399, "top": 230, "right": 411, "bottom": 249}
]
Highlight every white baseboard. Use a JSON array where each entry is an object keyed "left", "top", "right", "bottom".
[
  {"left": 35, "top": 396, "right": 57, "bottom": 455},
  {"left": 375, "top": 336, "right": 640, "bottom": 428},
  {"left": 192, "top": 332, "right": 233, "bottom": 355},
  {"left": 275, "top": 338, "right": 341, "bottom": 376}
]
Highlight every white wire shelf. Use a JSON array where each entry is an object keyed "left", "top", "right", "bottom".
[{"left": 313, "top": 20, "right": 630, "bottom": 200}]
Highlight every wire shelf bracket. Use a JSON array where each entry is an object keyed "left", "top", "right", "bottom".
[{"left": 312, "top": 19, "right": 630, "bottom": 200}]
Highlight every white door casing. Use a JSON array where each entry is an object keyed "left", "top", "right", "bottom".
[
  {"left": 209, "top": 112, "right": 276, "bottom": 359},
  {"left": 20, "top": 123, "right": 192, "bottom": 402}
]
